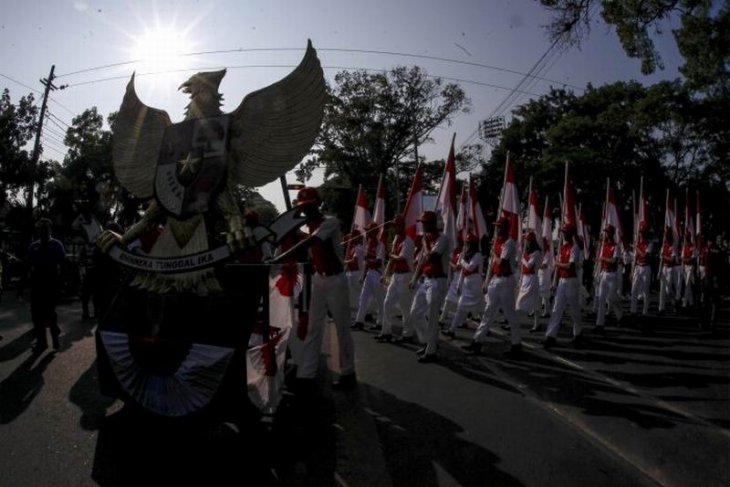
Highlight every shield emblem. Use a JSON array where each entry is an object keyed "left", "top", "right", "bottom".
[{"left": 154, "top": 115, "right": 230, "bottom": 218}]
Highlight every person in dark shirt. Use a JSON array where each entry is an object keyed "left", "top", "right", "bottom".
[{"left": 27, "top": 218, "right": 66, "bottom": 352}]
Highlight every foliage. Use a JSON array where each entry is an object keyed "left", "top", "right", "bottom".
[
  {"left": 0, "top": 89, "right": 38, "bottom": 207},
  {"left": 482, "top": 81, "right": 729, "bottom": 238},
  {"left": 296, "top": 66, "right": 470, "bottom": 223},
  {"left": 540, "top": 0, "right": 730, "bottom": 92}
]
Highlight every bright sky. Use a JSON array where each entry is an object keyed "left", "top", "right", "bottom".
[{"left": 0, "top": 0, "right": 683, "bottom": 212}]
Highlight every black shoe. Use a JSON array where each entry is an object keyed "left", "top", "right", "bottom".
[
  {"left": 526, "top": 311, "right": 535, "bottom": 318},
  {"left": 368, "top": 324, "right": 382, "bottom": 331},
  {"left": 417, "top": 353, "right": 438, "bottom": 363},
  {"left": 458, "top": 322, "right": 470, "bottom": 329},
  {"left": 460, "top": 341, "right": 482, "bottom": 354},
  {"left": 365, "top": 313, "right": 374, "bottom": 323},
  {"left": 332, "top": 373, "right": 357, "bottom": 390},
  {"left": 51, "top": 333, "right": 60, "bottom": 350},
  {"left": 500, "top": 324, "right": 511, "bottom": 331},
  {"left": 529, "top": 325, "right": 542, "bottom": 333},
  {"left": 32, "top": 343, "right": 48, "bottom": 354},
  {"left": 570, "top": 334, "right": 585, "bottom": 347},
  {"left": 440, "top": 330, "right": 456, "bottom": 339},
  {"left": 438, "top": 321, "right": 448, "bottom": 330},
  {"left": 594, "top": 326, "right": 606, "bottom": 336},
  {"left": 416, "top": 346, "right": 427, "bottom": 356},
  {"left": 540, "top": 312, "right": 550, "bottom": 318},
  {"left": 541, "top": 336, "right": 557, "bottom": 349},
  {"left": 351, "top": 322, "right": 365, "bottom": 331},
  {"left": 374, "top": 334, "right": 392, "bottom": 342},
  {"left": 393, "top": 335, "right": 414, "bottom": 344},
  {"left": 504, "top": 343, "right": 523, "bottom": 358}
]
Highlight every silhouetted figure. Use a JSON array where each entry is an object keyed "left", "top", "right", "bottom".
[{"left": 27, "top": 218, "right": 66, "bottom": 352}]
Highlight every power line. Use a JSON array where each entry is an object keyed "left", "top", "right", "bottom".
[
  {"left": 42, "top": 130, "right": 66, "bottom": 147},
  {"left": 0, "top": 72, "right": 42, "bottom": 94},
  {"left": 48, "top": 96, "right": 78, "bottom": 117},
  {"left": 55, "top": 46, "right": 584, "bottom": 91},
  {"left": 43, "top": 124, "right": 66, "bottom": 140},
  {"left": 47, "top": 111, "right": 72, "bottom": 128},
  {"left": 40, "top": 137, "right": 66, "bottom": 154}
]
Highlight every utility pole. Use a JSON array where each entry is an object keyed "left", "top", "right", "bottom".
[{"left": 26, "top": 65, "right": 58, "bottom": 227}]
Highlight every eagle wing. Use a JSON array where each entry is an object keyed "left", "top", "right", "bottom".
[
  {"left": 112, "top": 73, "right": 172, "bottom": 199},
  {"left": 228, "top": 39, "right": 326, "bottom": 188}
]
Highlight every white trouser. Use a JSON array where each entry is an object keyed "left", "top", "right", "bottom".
[
  {"left": 295, "top": 273, "right": 354, "bottom": 379},
  {"left": 474, "top": 275, "right": 520, "bottom": 346},
  {"left": 346, "top": 270, "right": 363, "bottom": 310},
  {"left": 408, "top": 276, "right": 447, "bottom": 355},
  {"left": 546, "top": 277, "right": 581, "bottom": 338},
  {"left": 449, "top": 301, "right": 483, "bottom": 332},
  {"left": 659, "top": 265, "right": 680, "bottom": 311},
  {"left": 596, "top": 270, "right": 622, "bottom": 326},
  {"left": 381, "top": 272, "right": 414, "bottom": 336},
  {"left": 630, "top": 265, "right": 651, "bottom": 315},
  {"left": 682, "top": 264, "right": 694, "bottom": 307},
  {"left": 355, "top": 269, "right": 385, "bottom": 323},
  {"left": 439, "top": 275, "right": 460, "bottom": 323}
]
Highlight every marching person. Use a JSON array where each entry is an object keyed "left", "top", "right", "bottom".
[
  {"left": 406, "top": 211, "right": 450, "bottom": 363},
  {"left": 516, "top": 231, "right": 543, "bottom": 332},
  {"left": 27, "top": 218, "right": 66, "bottom": 352},
  {"left": 438, "top": 234, "right": 464, "bottom": 327},
  {"left": 375, "top": 214, "right": 415, "bottom": 342},
  {"left": 288, "top": 187, "right": 356, "bottom": 390},
  {"left": 441, "top": 233, "right": 484, "bottom": 338},
  {"left": 343, "top": 229, "right": 365, "bottom": 317},
  {"left": 542, "top": 223, "right": 583, "bottom": 348},
  {"left": 658, "top": 227, "right": 680, "bottom": 314},
  {"left": 681, "top": 229, "right": 696, "bottom": 309},
  {"left": 352, "top": 223, "right": 386, "bottom": 330},
  {"left": 630, "top": 222, "right": 653, "bottom": 317},
  {"left": 462, "top": 217, "right": 522, "bottom": 357},
  {"left": 538, "top": 234, "right": 554, "bottom": 319},
  {"left": 595, "top": 224, "right": 623, "bottom": 333}
]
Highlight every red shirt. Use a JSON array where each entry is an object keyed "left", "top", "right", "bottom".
[
  {"left": 490, "top": 237, "right": 512, "bottom": 277},
  {"left": 391, "top": 235, "right": 411, "bottom": 273},
  {"left": 662, "top": 243, "right": 677, "bottom": 267},
  {"left": 682, "top": 243, "right": 694, "bottom": 264},
  {"left": 308, "top": 216, "right": 344, "bottom": 276},
  {"left": 345, "top": 243, "right": 360, "bottom": 271},
  {"left": 521, "top": 250, "right": 537, "bottom": 275},
  {"left": 365, "top": 238, "right": 382, "bottom": 270},
  {"left": 635, "top": 238, "right": 650, "bottom": 266},
  {"left": 421, "top": 232, "right": 446, "bottom": 278},
  {"left": 557, "top": 242, "right": 577, "bottom": 279},
  {"left": 600, "top": 242, "right": 619, "bottom": 272}
]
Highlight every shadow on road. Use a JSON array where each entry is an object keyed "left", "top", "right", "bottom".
[
  {"left": 68, "top": 360, "right": 116, "bottom": 431},
  {"left": 0, "top": 351, "right": 56, "bottom": 424},
  {"left": 0, "top": 330, "right": 35, "bottom": 362},
  {"left": 360, "top": 383, "right": 524, "bottom": 487}
]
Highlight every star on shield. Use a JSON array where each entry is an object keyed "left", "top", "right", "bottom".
[{"left": 177, "top": 151, "right": 201, "bottom": 184}]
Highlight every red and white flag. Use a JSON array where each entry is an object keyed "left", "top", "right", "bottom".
[
  {"left": 352, "top": 185, "right": 372, "bottom": 232},
  {"left": 500, "top": 156, "right": 520, "bottom": 241},
  {"left": 469, "top": 178, "right": 488, "bottom": 241},
  {"left": 684, "top": 188, "right": 695, "bottom": 245},
  {"left": 456, "top": 182, "right": 468, "bottom": 241},
  {"left": 577, "top": 204, "right": 590, "bottom": 259},
  {"left": 542, "top": 196, "right": 555, "bottom": 268},
  {"left": 527, "top": 180, "right": 542, "bottom": 250},
  {"left": 403, "top": 165, "right": 424, "bottom": 239},
  {"left": 562, "top": 161, "right": 577, "bottom": 228},
  {"left": 637, "top": 178, "right": 648, "bottom": 230},
  {"left": 373, "top": 175, "right": 387, "bottom": 244},
  {"left": 436, "top": 135, "right": 458, "bottom": 248},
  {"left": 696, "top": 191, "right": 702, "bottom": 245},
  {"left": 665, "top": 189, "right": 679, "bottom": 243},
  {"left": 604, "top": 181, "right": 624, "bottom": 248}
]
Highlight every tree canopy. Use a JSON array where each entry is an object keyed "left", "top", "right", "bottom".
[{"left": 540, "top": 0, "right": 730, "bottom": 93}]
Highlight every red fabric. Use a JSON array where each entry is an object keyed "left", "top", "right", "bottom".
[
  {"left": 308, "top": 217, "right": 343, "bottom": 275},
  {"left": 391, "top": 235, "right": 410, "bottom": 273},
  {"left": 662, "top": 243, "right": 677, "bottom": 266},
  {"left": 600, "top": 242, "right": 618, "bottom": 272},
  {"left": 365, "top": 239, "right": 381, "bottom": 270},
  {"left": 636, "top": 239, "right": 650, "bottom": 266},
  {"left": 490, "top": 238, "right": 512, "bottom": 277},
  {"left": 682, "top": 243, "right": 694, "bottom": 263},
  {"left": 557, "top": 243, "right": 577, "bottom": 278},
  {"left": 275, "top": 262, "right": 300, "bottom": 297},
  {"left": 421, "top": 232, "right": 446, "bottom": 278},
  {"left": 521, "top": 250, "right": 536, "bottom": 275}
]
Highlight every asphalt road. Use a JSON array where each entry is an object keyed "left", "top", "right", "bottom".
[{"left": 0, "top": 291, "right": 728, "bottom": 486}]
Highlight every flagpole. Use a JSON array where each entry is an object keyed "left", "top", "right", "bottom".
[
  {"left": 594, "top": 178, "right": 610, "bottom": 286},
  {"left": 435, "top": 133, "right": 457, "bottom": 207},
  {"left": 659, "top": 188, "right": 669, "bottom": 279}
]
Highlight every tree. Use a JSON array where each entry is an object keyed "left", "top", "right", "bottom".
[
  {"left": 482, "top": 81, "right": 729, "bottom": 237},
  {"left": 0, "top": 89, "right": 38, "bottom": 207},
  {"left": 539, "top": 0, "right": 730, "bottom": 92},
  {"left": 296, "top": 66, "right": 470, "bottom": 223}
]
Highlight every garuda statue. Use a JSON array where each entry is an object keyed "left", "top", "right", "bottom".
[
  {"left": 99, "top": 40, "right": 325, "bottom": 294},
  {"left": 94, "top": 41, "right": 325, "bottom": 419}
]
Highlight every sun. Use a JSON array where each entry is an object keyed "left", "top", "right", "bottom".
[{"left": 130, "top": 26, "right": 193, "bottom": 74}]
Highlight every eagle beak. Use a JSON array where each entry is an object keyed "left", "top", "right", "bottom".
[{"left": 178, "top": 81, "right": 192, "bottom": 94}]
